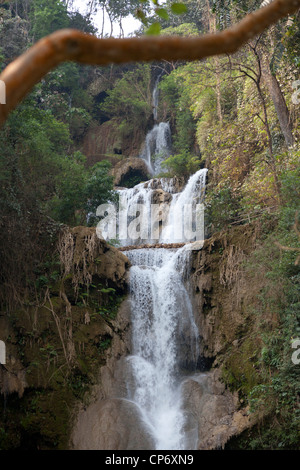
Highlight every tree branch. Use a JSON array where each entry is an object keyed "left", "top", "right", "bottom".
[{"left": 0, "top": 0, "right": 299, "bottom": 127}]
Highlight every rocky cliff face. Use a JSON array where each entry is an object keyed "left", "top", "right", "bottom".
[
  {"left": 0, "top": 226, "right": 130, "bottom": 450},
  {"left": 112, "top": 157, "right": 150, "bottom": 187},
  {"left": 181, "top": 369, "right": 252, "bottom": 450},
  {"left": 187, "top": 224, "right": 261, "bottom": 448},
  {"left": 191, "top": 224, "right": 258, "bottom": 362}
]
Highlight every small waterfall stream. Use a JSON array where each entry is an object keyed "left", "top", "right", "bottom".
[
  {"left": 140, "top": 74, "right": 172, "bottom": 175},
  {"left": 120, "top": 168, "right": 207, "bottom": 450},
  {"left": 141, "top": 122, "right": 172, "bottom": 175}
]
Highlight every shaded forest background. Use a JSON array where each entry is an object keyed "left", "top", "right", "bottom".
[{"left": 0, "top": 0, "right": 299, "bottom": 449}]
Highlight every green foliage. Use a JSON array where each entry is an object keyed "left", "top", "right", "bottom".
[
  {"left": 100, "top": 64, "right": 152, "bottom": 125},
  {"left": 279, "top": 165, "right": 300, "bottom": 231},
  {"left": 161, "top": 150, "right": 202, "bottom": 177},
  {"left": 0, "top": 3, "right": 118, "bottom": 308},
  {"left": 84, "top": 160, "right": 117, "bottom": 221},
  {"left": 247, "top": 261, "right": 300, "bottom": 448},
  {"left": 283, "top": 15, "right": 300, "bottom": 69},
  {"left": 159, "top": 63, "right": 198, "bottom": 152},
  {"left": 146, "top": 22, "right": 162, "bottom": 35},
  {"left": 47, "top": 154, "right": 88, "bottom": 226},
  {"left": 31, "top": 0, "right": 70, "bottom": 40},
  {"left": 227, "top": 187, "right": 300, "bottom": 449},
  {"left": 135, "top": 0, "right": 190, "bottom": 34},
  {"left": 99, "top": 64, "right": 152, "bottom": 146},
  {"left": 162, "top": 22, "right": 199, "bottom": 36},
  {"left": 205, "top": 183, "right": 242, "bottom": 232},
  {"left": 170, "top": 3, "right": 188, "bottom": 15},
  {"left": 48, "top": 158, "right": 116, "bottom": 226},
  {"left": 147, "top": 0, "right": 204, "bottom": 32}
]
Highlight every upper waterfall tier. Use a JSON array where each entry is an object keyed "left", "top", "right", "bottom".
[
  {"left": 140, "top": 122, "right": 172, "bottom": 175},
  {"left": 139, "top": 71, "right": 172, "bottom": 175},
  {"left": 116, "top": 168, "right": 208, "bottom": 247},
  {"left": 152, "top": 73, "right": 162, "bottom": 122}
]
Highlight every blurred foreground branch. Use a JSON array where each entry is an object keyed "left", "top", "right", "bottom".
[{"left": 0, "top": 0, "right": 299, "bottom": 127}]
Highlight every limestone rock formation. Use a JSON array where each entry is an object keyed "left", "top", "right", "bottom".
[
  {"left": 144, "top": 175, "right": 186, "bottom": 194},
  {"left": 71, "top": 299, "right": 156, "bottom": 450},
  {"left": 191, "top": 225, "right": 257, "bottom": 361},
  {"left": 112, "top": 157, "right": 150, "bottom": 187},
  {"left": 59, "top": 226, "right": 130, "bottom": 294},
  {"left": 182, "top": 369, "right": 253, "bottom": 450}
]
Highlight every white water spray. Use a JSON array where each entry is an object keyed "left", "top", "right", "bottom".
[
  {"left": 118, "top": 169, "right": 207, "bottom": 246},
  {"left": 142, "top": 122, "right": 172, "bottom": 175}
]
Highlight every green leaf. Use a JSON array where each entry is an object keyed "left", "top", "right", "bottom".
[
  {"left": 156, "top": 8, "right": 169, "bottom": 20},
  {"left": 136, "top": 8, "right": 147, "bottom": 25},
  {"left": 146, "top": 22, "right": 161, "bottom": 35},
  {"left": 171, "top": 2, "right": 188, "bottom": 15},
  {"left": 100, "top": 287, "right": 116, "bottom": 294}
]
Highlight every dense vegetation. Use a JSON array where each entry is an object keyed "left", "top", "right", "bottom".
[{"left": 0, "top": 0, "right": 299, "bottom": 450}]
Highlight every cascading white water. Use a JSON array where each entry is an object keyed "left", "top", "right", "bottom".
[
  {"left": 152, "top": 73, "right": 161, "bottom": 122},
  {"left": 121, "top": 168, "right": 207, "bottom": 450},
  {"left": 142, "top": 122, "right": 172, "bottom": 175},
  {"left": 125, "top": 248, "right": 198, "bottom": 450},
  {"left": 140, "top": 73, "right": 172, "bottom": 175},
  {"left": 160, "top": 169, "right": 207, "bottom": 244},
  {"left": 118, "top": 168, "right": 207, "bottom": 246}
]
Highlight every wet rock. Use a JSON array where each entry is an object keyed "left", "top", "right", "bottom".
[
  {"left": 182, "top": 369, "right": 253, "bottom": 450},
  {"left": 71, "top": 398, "right": 155, "bottom": 450}
]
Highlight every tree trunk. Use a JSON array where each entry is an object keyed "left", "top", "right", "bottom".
[
  {"left": 257, "top": 82, "right": 282, "bottom": 201},
  {"left": 262, "top": 59, "right": 294, "bottom": 148},
  {"left": 215, "top": 57, "right": 223, "bottom": 123},
  {"left": 205, "top": 0, "right": 223, "bottom": 123},
  {"left": 249, "top": 43, "right": 282, "bottom": 202}
]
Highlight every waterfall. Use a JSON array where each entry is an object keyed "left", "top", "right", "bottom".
[
  {"left": 120, "top": 168, "right": 207, "bottom": 450},
  {"left": 160, "top": 169, "right": 207, "bottom": 244},
  {"left": 117, "top": 168, "right": 207, "bottom": 247},
  {"left": 152, "top": 73, "right": 161, "bottom": 122},
  {"left": 140, "top": 73, "right": 172, "bottom": 175},
  {"left": 142, "top": 123, "right": 172, "bottom": 176}
]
